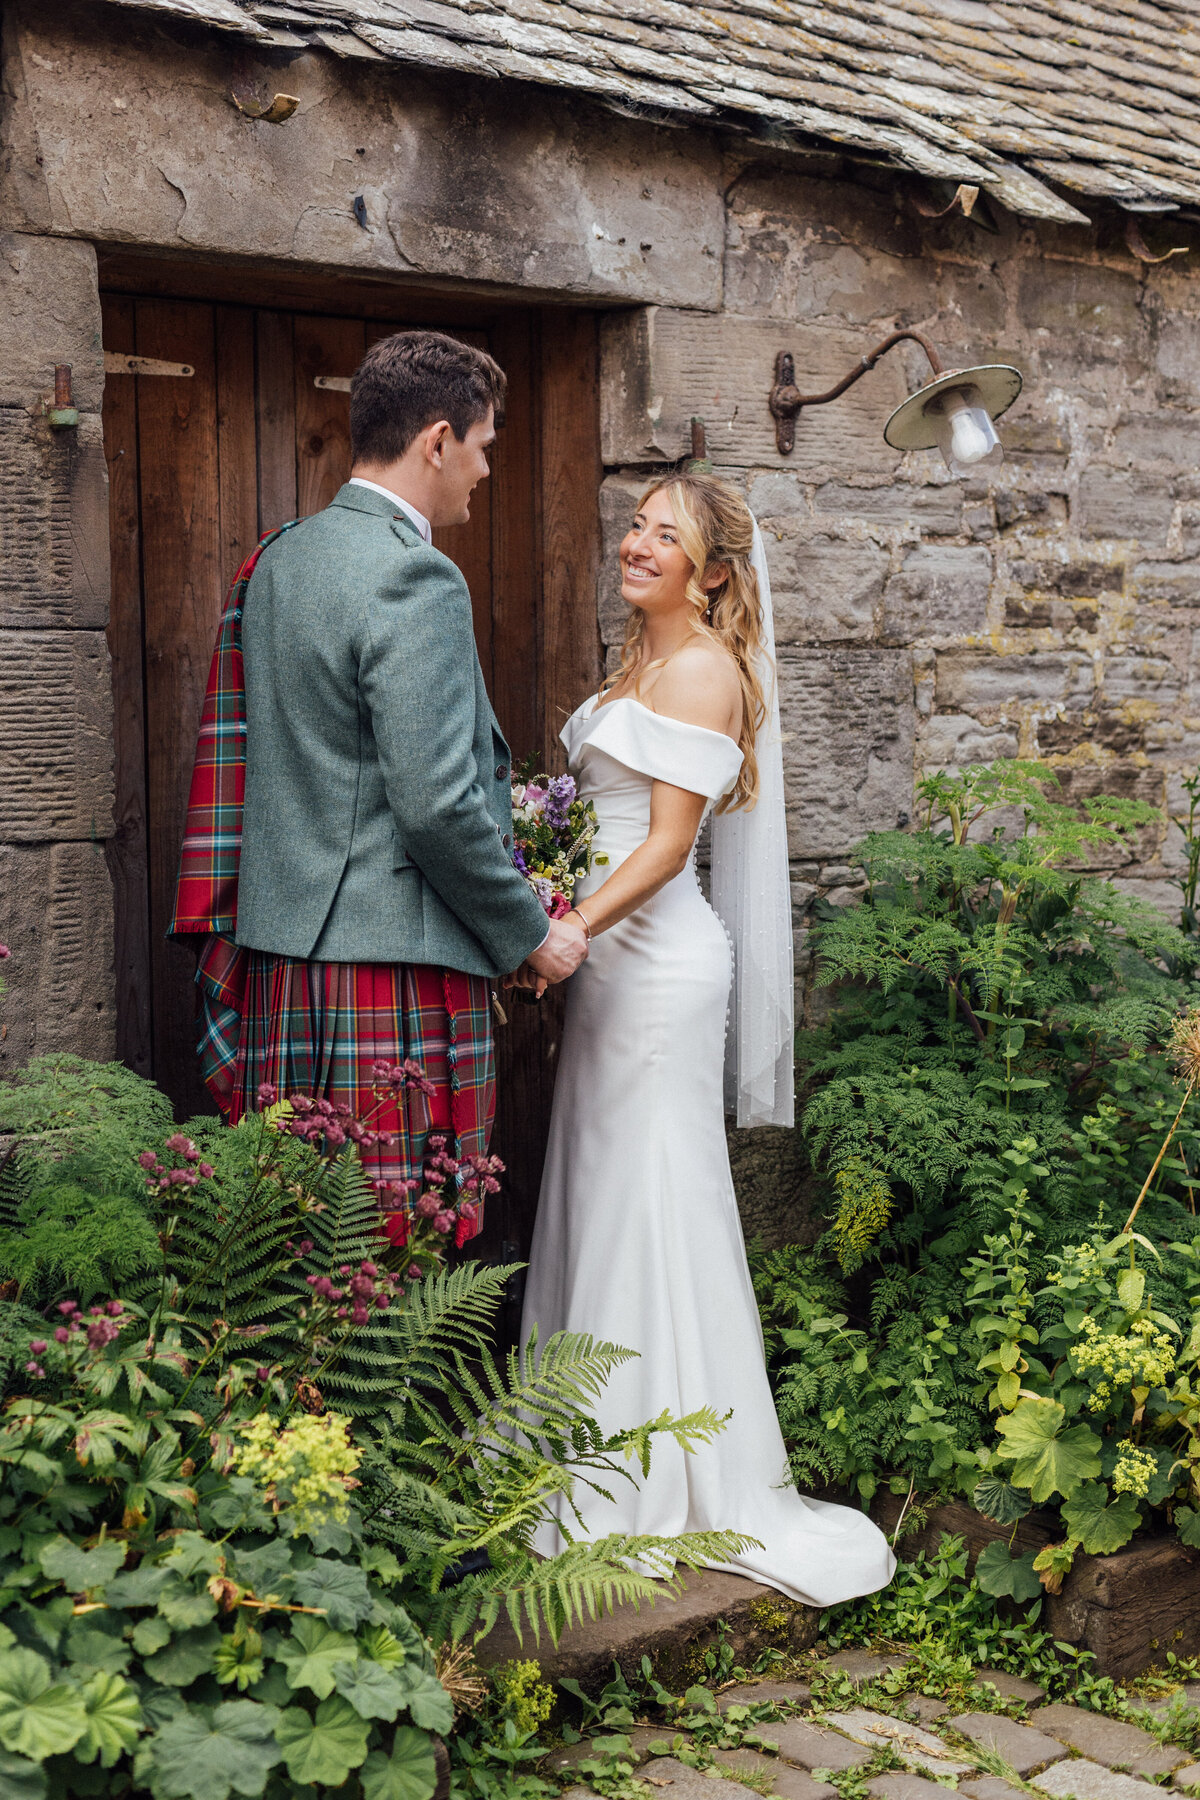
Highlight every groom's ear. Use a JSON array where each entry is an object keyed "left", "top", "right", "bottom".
[{"left": 422, "top": 419, "right": 453, "bottom": 469}]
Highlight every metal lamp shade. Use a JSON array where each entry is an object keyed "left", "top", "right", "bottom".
[{"left": 883, "top": 363, "right": 1024, "bottom": 452}]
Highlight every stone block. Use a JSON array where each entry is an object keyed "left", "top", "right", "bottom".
[
  {"left": 766, "top": 532, "right": 888, "bottom": 645},
  {"left": 769, "top": 1719, "right": 873, "bottom": 1774},
  {"left": 998, "top": 416, "right": 1071, "bottom": 461},
  {"left": 1033, "top": 1707, "right": 1188, "bottom": 1779},
  {"left": 600, "top": 309, "right": 906, "bottom": 471},
  {"left": 1173, "top": 1766, "right": 1200, "bottom": 1792},
  {"left": 0, "top": 408, "right": 109, "bottom": 629},
  {"left": 961, "top": 1780, "right": 1031, "bottom": 1800},
  {"left": 882, "top": 544, "right": 992, "bottom": 646},
  {"left": 1100, "top": 655, "right": 1180, "bottom": 708},
  {"left": 974, "top": 1669, "right": 1046, "bottom": 1707},
  {"left": 934, "top": 652, "right": 1093, "bottom": 714},
  {"left": 544, "top": 1726, "right": 680, "bottom": 1775},
  {"left": 946, "top": 1713, "right": 1066, "bottom": 1777},
  {"left": 710, "top": 1747, "right": 837, "bottom": 1800},
  {"left": 778, "top": 648, "right": 915, "bottom": 859},
  {"left": 0, "top": 839, "right": 116, "bottom": 1071},
  {"left": 901, "top": 1697, "right": 948, "bottom": 1724},
  {"left": 1111, "top": 414, "right": 1200, "bottom": 469},
  {"left": 728, "top": 1123, "right": 821, "bottom": 1250},
  {"left": 830, "top": 1708, "right": 975, "bottom": 1776},
  {"left": 919, "top": 713, "right": 1019, "bottom": 767},
  {"left": 1156, "top": 315, "right": 1200, "bottom": 405},
  {"left": 1076, "top": 468, "right": 1175, "bottom": 545},
  {"left": 596, "top": 472, "right": 643, "bottom": 647},
  {"left": 619, "top": 1761, "right": 722, "bottom": 1800},
  {"left": 825, "top": 1651, "right": 911, "bottom": 1681},
  {"left": 716, "top": 1680, "right": 812, "bottom": 1714},
  {"left": 0, "top": 628, "right": 113, "bottom": 840},
  {"left": 1130, "top": 562, "right": 1200, "bottom": 607},
  {"left": 867, "top": 1779, "right": 958, "bottom": 1800},
  {"left": 1010, "top": 559, "right": 1124, "bottom": 600},
  {"left": 0, "top": 233, "right": 103, "bottom": 413},
  {"left": 1017, "top": 263, "right": 1143, "bottom": 349},
  {"left": 10, "top": 4, "right": 722, "bottom": 309},
  {"left": 1034, "top": 1760, "right": 1162, "bottom": 1800},
  {"left": 811, "top": 481, "right": 964, "bottom": 532}
]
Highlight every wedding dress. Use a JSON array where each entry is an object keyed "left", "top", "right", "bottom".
[{"left": 519, "top": 692, "right": 896, "bottom": 1606}]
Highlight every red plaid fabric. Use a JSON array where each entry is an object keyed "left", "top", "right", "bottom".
[{"left": 168, "top": 523, "right": 494, "bottom": 1241}]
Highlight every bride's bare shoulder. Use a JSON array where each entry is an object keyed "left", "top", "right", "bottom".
[{"left": 650, "top": 640, "right": 741, "bottom": 736}]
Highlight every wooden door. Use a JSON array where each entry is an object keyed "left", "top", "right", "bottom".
[{"left": 101, "top": 289, "right": 600, "bottom": 1272}]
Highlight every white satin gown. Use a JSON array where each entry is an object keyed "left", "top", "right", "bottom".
[{"left": 520, "top": 694, "right": 895, "bottom": 1607}]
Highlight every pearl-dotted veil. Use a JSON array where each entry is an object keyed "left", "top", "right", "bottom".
[{"left": 710, "top": 519, "right": 795, "bottom": 1128}]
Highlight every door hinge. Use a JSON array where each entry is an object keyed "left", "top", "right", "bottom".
[
  {"left": 104, "top": 352, "right": 195, "bottom": 378},
  {"left": 313, "top": 375, "right": 352, "bottom": 392}
]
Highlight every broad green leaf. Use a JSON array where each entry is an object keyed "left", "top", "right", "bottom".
[
  {"left": 132, "top": 1615, "right": 173, "bottom": 1656},
  {"left": 230, "top": 1542, "right": 294, "bottom": 1597},
  {"left": 157, "top": 1574, "right": 219, "bottom": 1631},
  {"left": 0, "top": 1648, "right": 87, "bottom": 1759},
  {"left": 361, "top": 1727, "right": 438, "bottom": 1800},
  {"left": 76, "top": 1670, "right": 143, "bottom": 1768},
  {"left": 143, "top": 1623, "right": 223, "bottom": 1687},
  {"left": 0, "top": 1749, "right": 46, "bottom": 1800},
  {"left": 163, "top": 1533, "right": 224, "bottom": 1582},
  {"left": 274, "top": 1618, "right": 359, "bottom": 1701},
  {"left": 38, "top": 1537, "right": 126, "bottom": 1593},
  {"left": 1062, "top": 1483, "right": 1140, "bottom": 1557},
  {"left": 998, "top": 1341, "right": 1021, "bottom": 1372},
  {"left": 333, "top": 1658, "right": 407, "bottom": 1722},
  {"left": 275, "top": 1695, "right": 370, "bottom": 1787},
  {"left": 289, "top": 1560, "right": 373, "bottom": 1631},
  {"left": 1177, "top": 1505, "right": 1200, "bottom": 1549},
  {"left": 394, "top": 1667, "right": 454, "bottom": 1735},
  {"left": 973, "top": 1477, "right": 1032, "bottom": 1527},
  {"left": 995, "top": 1371, "right": 1021, "bottom": 1410},
  {"left": 105, "top": 1563, "right": 170, "bottom": 1608},
  {"left": 973, "top": 1541, "right": 1042, "bottom": 1603},
  {"left": 994, "top": 1397, "right": 1102, "bottom": 1501},
  {"left": 1116, "top": 1267, "right": 1146, "bottom": 1312},
  {"left": 360, "top": 1626, "right": 407, "bottom": 1670},
  {"left": 360, "top": 1546, "right": 404, "bottom": 1585},
  {"left": 148, "top": 1699, "right": 281, "bottom": 1800}
]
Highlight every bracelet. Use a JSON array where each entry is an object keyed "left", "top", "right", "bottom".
[{"left": 566, "top": 908, "right": 592, "bottom": 942}]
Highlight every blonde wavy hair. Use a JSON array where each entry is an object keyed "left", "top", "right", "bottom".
[{"left": 606, "top": 471, "right": 768, "bottom": 812}]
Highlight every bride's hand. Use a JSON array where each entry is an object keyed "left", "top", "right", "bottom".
[{"left": 503, "top": 962, "right": 548, "bottom": 998}]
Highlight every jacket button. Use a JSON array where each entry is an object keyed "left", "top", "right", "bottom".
[
  {"left": 496, "top": 763, "right": 508, "bottom": 780},
  {"left": 502, "top": 833, "right": 512, "bottom": 848}
]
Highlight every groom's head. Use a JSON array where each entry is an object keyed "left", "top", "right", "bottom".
[{"left": 350, "top": 330, "right": 506, "bottom": 528}]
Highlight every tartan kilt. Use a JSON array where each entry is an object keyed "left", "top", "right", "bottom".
[{"left": 197, "top": 937, "right": 494, "bottom": 1245}]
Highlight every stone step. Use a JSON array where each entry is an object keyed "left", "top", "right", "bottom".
[{"left": 474, "top": 1568, "right": 815, "bottom": 1691}]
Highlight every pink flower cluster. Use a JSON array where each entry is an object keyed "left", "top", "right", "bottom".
[
  {"left": 26, "top": 1299, "right": 126, "bottom": 1376},
  {"left": 372, "top": 1058, "right": 437, "bottom": 1099},
  {"left": 138, "top": 1133, "right": 215, "bottom": 1191},
  {"left": 378, "top": 1132, "right": 504, "bottom": 1260},
  {"left": 303, "top": 1259, "right": 402, "bottom": 1328},
  {"left": 283, "top": 1095, "right": 396, "bottom": 1152}
]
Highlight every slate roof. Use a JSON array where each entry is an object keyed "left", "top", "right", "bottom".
[{"left": 103, "top": 0, "right": 1200, "bottom": 227}]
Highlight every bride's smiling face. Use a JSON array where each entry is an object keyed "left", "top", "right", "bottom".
[{"left": 619, "top": 490, "right": 695, "bottom": 616}]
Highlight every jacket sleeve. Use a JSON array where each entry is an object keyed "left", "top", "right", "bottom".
[{"left": 360, "top": 545, "right": 551, "bottom": 974}]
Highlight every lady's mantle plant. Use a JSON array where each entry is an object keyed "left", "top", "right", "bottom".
[{"left": 0, "top": 1050, "right": 748, "bottom": 1798}]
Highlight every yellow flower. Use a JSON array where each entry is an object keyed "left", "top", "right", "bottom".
[{"left": 235, "top": 1412, "right": 360, "bottom": 1533}]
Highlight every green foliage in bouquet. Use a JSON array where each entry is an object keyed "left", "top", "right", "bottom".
[
  {"left": 758, "top": 761, "right": 1200, "bottom": 1571},
  {"left": 0, "top": 1054, "right": 751, "bottom": 1796}
]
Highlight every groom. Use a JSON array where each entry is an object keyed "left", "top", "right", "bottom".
[{"left": 171, "top": 329, "right": 587, "bottom": 1240}]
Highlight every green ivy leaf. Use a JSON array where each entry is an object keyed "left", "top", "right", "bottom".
[
  {"left": 994, "top": 1397, "right": 1102, "bottom": 1501},
  {"left": 974, "top": 1541, "right": 1043, "bottom": 1602},
  {"left": 333, "top": 1658, "right": 408, "bottom": 1722},
  {"left": 973, "top": 1477, "right": 1033, "bottom": 1526},
  {"left": 76, "top": 1670, "right": 143, "bottom": 1768},
  {"left": 361, "top": 1727, "right": 438, "bottom": 1800},
  {"left": 0, "top": 1647, "right": 88, "bottom": 1759},
  {"left": 38, "top": 1538, "right": 127, "bottom": 1593},
  {"left": 148, "top": 1699, "right": 281, "bottom": 1800},
  {"left": 275, "top": 1695, "right": 370, "bottom": 1787},
  {"left": 1062, "top": 1483, "right": 1141, "bottom": 1556},
  {"left": 274, "top": 1618, "right": 359, "bottom": 1701},
  {"left": 289, "top": 1561, "right": 373, "bottom": 1632},
  {"left": 143, "top": 1624, "right": 223, "bottom": 1687},
  {"left": 0, "top": 1748, "right": 46, "bottom": 1800}
]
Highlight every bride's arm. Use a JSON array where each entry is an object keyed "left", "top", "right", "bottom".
[{"left": 569, "top": 648, "right": 741, "bottom": 939}]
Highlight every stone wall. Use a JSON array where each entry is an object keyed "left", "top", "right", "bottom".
[{"left": 2, "top": 0, "right": 1198, "bottom": 1091}]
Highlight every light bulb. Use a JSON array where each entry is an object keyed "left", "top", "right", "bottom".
[
  {"left": 949, "top": 407, "right": 993, "bottom": 466},
  {"left": 925, "top": 384, "right": 1004, "bottom": 478}
]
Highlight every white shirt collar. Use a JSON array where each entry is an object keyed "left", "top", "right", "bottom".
[{"left": 348, "top": 477, "right": 432, "bottom": 543}]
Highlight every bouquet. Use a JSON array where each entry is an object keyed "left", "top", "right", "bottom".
[{"left": 511, "top": 768, "right": 606, "bottom": 917}]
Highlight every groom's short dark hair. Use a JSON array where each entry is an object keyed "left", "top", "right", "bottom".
[{"left": 350, "top": 330, "right": 506, "bottom": 465}]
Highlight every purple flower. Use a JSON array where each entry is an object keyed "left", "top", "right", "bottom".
[
  {"left": 29, "top": 1339, "right": 47, "bottom": 1355},
  {"left": 545, "top": 773, "right": 576, "bottom": 831}
]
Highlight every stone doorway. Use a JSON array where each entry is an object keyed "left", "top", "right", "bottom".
[{"left": 99, "top": 263, "right": 602, "bottom": 1268}]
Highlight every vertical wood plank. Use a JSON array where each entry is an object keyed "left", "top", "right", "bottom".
[
  {"left": 255, "top": 310, "right": 297, "bottom": 531},
  {"left": 135, "top": 297, "right": 223, "bottom": 1118},
  {"left": 294, "top": 314, "right": 365, "bottom": 517},
  {"left": 537, "top": 308, "right": 604, "bottom": 761},
  {"left": 216, "top": 306, "right": 259, "bottom": 577},
  {"left": 488, "top": 312, "right": 539, "bottom": 758},
  {"left": 100, "top": 292, "right": 153, "bottom": 1080}
]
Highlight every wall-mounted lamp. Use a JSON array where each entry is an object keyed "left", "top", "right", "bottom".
[{"left": 769, "top": 330, "right": 1023, "bottom": 477}]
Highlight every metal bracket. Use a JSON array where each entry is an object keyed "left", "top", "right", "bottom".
[
  {"left": 45, "top": 364, "right": 79, "bottom": 430},
  {"left": 313, "top": 375, "right": 352, "bottom": 392},
  {"left": 104, "top": 352, "right": 195, "bottom": 379},
  {"left": 768, "top": 330, "right": 945, "bottom": 456}
]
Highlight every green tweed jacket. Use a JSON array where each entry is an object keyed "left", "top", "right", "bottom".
[{"left": 236, "top": 482, "right": 550, "bottom": 977}]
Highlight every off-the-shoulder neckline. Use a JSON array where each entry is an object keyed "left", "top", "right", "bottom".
[{"left": 582, "top": 692, "right": 740, "bottom": 751}]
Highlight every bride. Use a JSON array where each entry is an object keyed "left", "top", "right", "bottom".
[{"left": 518, "top": 470, "right": 895, "bottom": 1606}]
